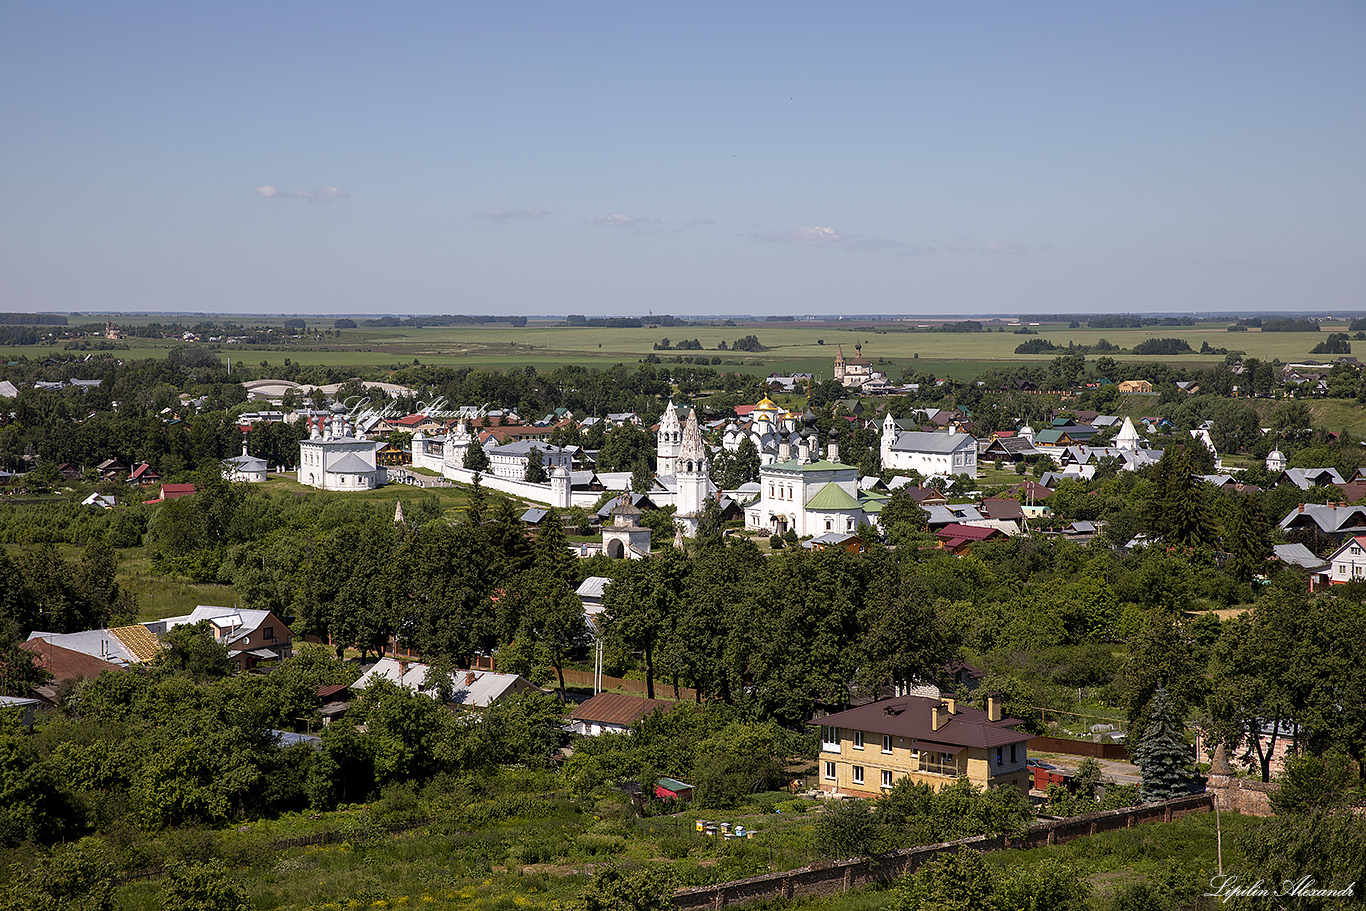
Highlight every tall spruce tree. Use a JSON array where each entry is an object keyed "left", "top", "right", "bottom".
[
  {"left": 463, "top": 436, "right": 489, "bottom": 472},
  {"left": 1223, "top": 494, "right": 1271, "bottom": 582},
  {"left": 1132, "top": 685, "right": 1195, "bottom": 802}
]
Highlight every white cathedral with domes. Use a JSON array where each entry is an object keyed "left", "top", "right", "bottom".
[{"left": 298, "top": 415, "right": 386, "bottom": 490}]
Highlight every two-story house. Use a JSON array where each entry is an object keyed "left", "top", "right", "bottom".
[
  {"left": 813, "top": 694, "right": 1030, "bottom": 798},
  {"left": 1319, "top": 535, "right": 1366, "bottom": 590}
]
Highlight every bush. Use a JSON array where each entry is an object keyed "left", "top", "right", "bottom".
[
  {"left": 575, "top": 833, "right": 627, "bottom": 856},
  {"left": 769, "top": 535, "right": 784, "bottom": 550}
]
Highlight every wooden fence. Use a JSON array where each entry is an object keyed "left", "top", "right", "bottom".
[
  {"left": 672, "top": 794, "right": 1212, "bottom": 909},
  {"left": 558, "top": 668, "right": 697, "bottom": 702},
  {"left": 1027, "top": 735, "right": 1130, "bottom": 762}
]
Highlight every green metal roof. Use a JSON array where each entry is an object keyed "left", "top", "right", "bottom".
[
  {"left": 804, "top": 482, "right": 863, "bottom": 511},
  {"left": 766, "top": 458, "right": 856, "bottom": 472}
]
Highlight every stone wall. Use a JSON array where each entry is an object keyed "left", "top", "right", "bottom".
[
  {"left": 672, "top": 794, "right": 1212, "bottom": 910},
  {"left": 1207, "top": 773, "right": 1278, "bottom": 817},
  {"left": 439, "top": 464, "right": 602, "bottom": 508}
]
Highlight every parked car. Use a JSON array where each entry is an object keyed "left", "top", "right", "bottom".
[{"left": 1026, "top": 758, "right": 1059, "bottom": 771}]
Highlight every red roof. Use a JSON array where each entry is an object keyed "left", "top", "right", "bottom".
[
  {"left": 20, "top": 638, "right": 125, "bottom": 682},
  {"left": 159, "top": 483, "right": 197, "bottom": 500},
  {"left": 129, "top": 462, "right": 159, "bottom": 480},
  {"left": 935, "top": 523, "right": 1006, "bottom": 542},
  {"left": 390, "top": 413, "right": 431, "bottom": 427}
]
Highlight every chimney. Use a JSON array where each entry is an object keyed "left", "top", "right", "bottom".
[
  {"left": 943, "top": 696, "right": 956, "bottom": 715},
  {"left": 1298, "top": 504, "right": 1305, "bottom": 513},
  {"left": 398, "top": 659, "right": 409, "bottom": 676},
  {"left": 932, "top": 703, "right": 946, "bottom": 731},
  {"left": 465, "top": 672, "right": 476, "bottom": 686},
  {"left": 987, "top": 693, "right": 1002, "bottom": 723}
]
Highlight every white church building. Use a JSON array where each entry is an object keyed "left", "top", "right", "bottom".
[
  {"left": 880, "top": 414, "right": 978, "bottom": 478},
  {"left": 298, "top": 415, "right": 386, "bottom": 490},
  {"left": 746, "top": 430, "right": 873, "bottom": 537}
]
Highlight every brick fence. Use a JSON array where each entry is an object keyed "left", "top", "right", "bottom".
[
  {"left": 1207, "top": 773, "right": 1278, "bottom": 817},
  {"left": 672, "top": 794, "right": 1212, "bottom": 910}
]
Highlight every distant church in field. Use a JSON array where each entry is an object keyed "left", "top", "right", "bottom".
[{"left": 833, "top": 343, "right": 888, "bottom": 389}]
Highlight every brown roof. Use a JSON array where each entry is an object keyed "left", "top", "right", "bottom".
[
  {"left": 813, "top": 694, "right": 1028, "bottom": 749},
  {"left": 571, "top": 692, "right": 670, "bottom": 727},
  {"left": 980, "top": 498, "right": 1026, "bottom": 521},
  {"left": 20, "top": 639, "right": 125, "bottom": 682}
]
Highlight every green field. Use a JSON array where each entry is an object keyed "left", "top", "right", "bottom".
[{"left": 4, "top": 320, "right": 1354, "bottom": 381}]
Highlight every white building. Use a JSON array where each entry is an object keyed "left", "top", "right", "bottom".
[
  {"left": 298, "top": 415, "right": 386, "bottom": 490},
  {"left": 674, "top": 408, "right": 710, "bottom": 533},
  {"left": 747, "top": 433, "right": 871, "bottom": 538},
  {"left": 223, "top": 442, "right": 268, "bottom": 483},
  {"left": 353, "top": 657, "right": 537, "bottom": 710},
  {"left": 833, "top": 344, "right": 887, "bottom": 388},
  {"left": 657, "top": 401, "right": 683, "bottom": 477},
  {"left": 1322, "top": 536, "right": 1366, "bottom": 588},
  {"left": 880, "top": 417, "right": 978, "bottom": 478}
]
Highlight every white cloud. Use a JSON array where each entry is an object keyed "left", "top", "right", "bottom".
[
  {"left": 475, "top": 208, "right": 552, "bottom": 222},
  {"left": 255, "top": 185, "right": 350, "bottom": 201},
  {"left": 947, "top": 239, "right": 1036, "bottom": 254},
  {"left": 594, "top": 213, "right": 644, "bottom": 227},
  {"left": 754, "top": 225, "right": 844, "bottom": 246}
]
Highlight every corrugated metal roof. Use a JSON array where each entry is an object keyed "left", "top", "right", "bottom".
[
  {"left": 804, "top": 482, "right": 862, "bottom": 511},
  {"left": 571, "top": 692, "right": 670, "bottom": 727},
  {"left": 812, "top": 694, "right": 1028, "bottom": 749}
]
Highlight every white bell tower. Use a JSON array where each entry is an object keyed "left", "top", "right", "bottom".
[{"left": 657, "top": 400, "right": 682, "bottom": 477}]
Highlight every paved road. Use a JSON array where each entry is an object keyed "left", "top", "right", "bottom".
[{"left": 1031, "top": 750, "right": 1142, "bottom": 786}]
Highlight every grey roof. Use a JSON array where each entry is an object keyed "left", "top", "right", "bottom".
[
  {"left": 325, "top": 451, "right": 379, "bottom": 473},
  {"left": 1272, "top": 543, "right": 1328, "bottom": 571},
  {"left": 487, "top": 439, "right": 572, "bottom": 458},
  {"left": 224, "top": 454, "right": 268, "bottom": 471},
  {"left": 576, "top": 576, "right": 612, "bottom": 601},
  {"left": 1279, "top": 467, "right": 1346, "bottom": 490},
  {"left": 888, "top": 431, "right": 976, "bottom": 454},
  {"left": 924, "top": 504, "right": 985, "bottom": 527},
  {"left": 1280, "top": 503, "right": 1366, "bottom": 535},
  {"left": 520, "top": 508, "right": 549, "bottom": 524}
]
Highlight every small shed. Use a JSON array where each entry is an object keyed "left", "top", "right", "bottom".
[{"left": 655, "top": 777, "right": 694, "bottom": 802}]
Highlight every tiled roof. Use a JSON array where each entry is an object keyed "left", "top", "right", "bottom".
[{"left": 108, "top": 625, "right": 162, "bottom": 662}]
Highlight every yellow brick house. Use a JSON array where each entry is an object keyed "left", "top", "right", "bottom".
[{"left": 814, "top": 694, "right": 1031, "bottom": 797}]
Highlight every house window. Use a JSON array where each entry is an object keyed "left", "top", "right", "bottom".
[
  {"left": 996, "top": 746, "right": 1003, "bottom": 766},
  {"left": 881, "top": 770, "right": 894, "bottom": 789},
  {"left": 824, "top": 761, "right": 836, "bottom": 781},
  {"left": 853, "top": 731, "right": 863, "bottom": 750},
  {"left": 1011, "top": 744, "right": 1017, "bottom": 763},
  {"left": 881, "top": 734, "right": 893, "bottom": 754},
  {"left": 852, "top": 766, "right": 864, "bottom": 785},
  {"left": 825, "top": 518, "right": 833, "bottom": 531},
  {"left": 264, "top": 627, "right": 274, "bottom": 642},
  {"left": 821, "top": 726, "right": 841, "bottom": 751}
]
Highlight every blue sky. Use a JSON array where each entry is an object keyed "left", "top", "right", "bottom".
[{"left": 2, "top": 1, "right": 1362, "bottom": 317}]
